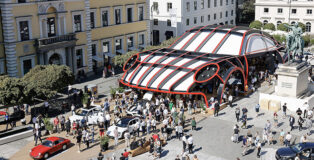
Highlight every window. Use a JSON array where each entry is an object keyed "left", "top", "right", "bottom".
[
  {"left": 19, "top": 21, "right": 29, "bottom": 41},
  {"left": 154, "top": 19, "right": 158, "bottom": 25},
  {"left": 194, "top": 1, "right": 197, "bottom": 10},
  {"left": 92, "top": 44, "right": 97, "bottom": 56},
  {"left": 220, "top": 12, "right": 222, "bottom": 18},
  {"left": 115, "top": 9, "right": 121, "bottom": 24},
  {"left": 226, "top": 0, "right": 228, "bottom": 5},
  {"left": 225, "top": 21, "right": 228, "bottom": 25},
  {"left": 194, "top": 17, "right": 197, "bottom": 24},
  {"left": 292, "top": 9, "right": 297, "bottom": 14},
  {"left": 167, "top": 19, "right": 171, "bottom": 26},
  {"left": 139, "top": 34, "right": 145, "bottom": 45},
  {"left": 208, "top": 14, "right": 210, "bottom": 21},
  {"left": 115, "top": 38, "right": 122, "bottom": 51},
  {"left": 76, "top": 49, "right": 83, "bottom": 68},
  {"left": 187, "top": 2, "right": 190, "bottom": 12},
  {"left": 306, "top": 22, "right": 311, "bottom": 32},
  {"left": 74, "top": 15, "right": 82, "bottom": 32},
  {"left": 231, "top": 0, "right": 234, "bottom": 4},
  {"left": 307, "top": 9, "right": 312, "bottom": 14},
  {"left": 103, "top": 42, "right": 110, "bottom": 53},
  {"left": 138, "top": 6, "right": 144, "bottom": 21},
  {"left": 127, "top": 36, "right": 134, "bottom": 50},
  {"left": 90, "top": 12, "right": 95, "bottom": 29},
  {"left": 186, "top": 18, "right": 190, "bottom": 25},
  {"left": 225, "top": 11, "right": 228, "bottom": 17},
  {"left": 102, "top": 10, "right": 109, "bottom": 27},
  {"left": 153, "top": 2, "right": 158, "bottom": 11},
  {"left": 167, "top": 3, "right": 172, "bottom": 12},
  {"left": 291, "top": 21, "right": 296, "bottom": 25},
  {"left": 214, "top": 13, "right": 216, "bottom": 20},
  {"left": 0, "top": 59, "right": 4, "bottom": 75},
  {"left": 264, "top": 8, "right": 269, "bottom": 13},
  {"left": 278, "top": 8, "right": 283, "bottom": 14},
  {"left": 18, "top": 0, "right": 26, "bottom": 3},
  {"left": 230, "top": 20, "right": 234, "bottom": 24},
  {"left": 214, "top": 0, "right": 217, "bottom": 7},
  {"left": 201, "top": 0, "right": 204, "bottom": 9},
  {"left": 220, "top": 0, "right": 223, "bottom": 6},
  {"left": 277, "top": 21, "right": 282, "bottom": 27},
  {"left": 208, "top": 0, "right": 211, "bottom": 8},
  {"left": 47, "top": 18, "right": 56, "bottom": 37},
  {"left": 231, "top": 10, "right": 233, "bottom": 16},
  {"left": 127, "top": 7, "right": 133, "bottom": 23},
  {"left": 201, "top": 16, "right": 204, "bottom": 23},
  {"left": 23, "top": 59, "right": 32, "bottom": 75},
  {"left": 263, "top": 20, "right": 268, "bottom": 25}
]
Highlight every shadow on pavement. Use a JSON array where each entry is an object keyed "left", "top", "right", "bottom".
[{"left": 160, "top": 150, "right": 169, "bottom": 158}]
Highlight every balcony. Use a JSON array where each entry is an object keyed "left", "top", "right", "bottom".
[{"left": 35, "top": 34, "right": 77, "bottom": 53}]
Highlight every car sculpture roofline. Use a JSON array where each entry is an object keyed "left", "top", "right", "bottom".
[{"left": 120, "top": 25, "right": 286, "bottom": 107}]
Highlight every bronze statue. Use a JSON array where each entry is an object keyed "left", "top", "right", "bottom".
[{"left": 284, "top": 22, "right": 304, "bottom": 62}]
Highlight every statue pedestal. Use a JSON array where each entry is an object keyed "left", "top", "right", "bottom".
[
  {"left": 275, "top": 62, "right": 309, "bottom": 97},
  {"left": 259, "top": 62, "right": 314, "bottom": 112}
]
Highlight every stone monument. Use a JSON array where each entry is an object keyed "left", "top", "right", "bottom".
[{"left": 259, "top": 23, "right": 313, "bottom": 112}]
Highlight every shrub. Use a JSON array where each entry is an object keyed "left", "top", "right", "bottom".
[
  {"left": 272, "top": 34, "right": 282, "bottom": 43},
  {"left": 263, "top": 23, "right": 276, "bottom": 31},
  {"left": 298, "top": 22, "right": 305, "bottom": 33},
  {"left": 303, "top": 35, "right": 311, "bottom": 47},
  {"left": 277, "top": 23, "right": 289, "bottom": 32},
  {"left": 310, "top": 38, "right": 314, "bottom": 46},
  {"left": 43, "top": 117, "right": 53, "bottom": 131},
  {"left": 249, "top": 20, "right": 263, "bottom": 30}
]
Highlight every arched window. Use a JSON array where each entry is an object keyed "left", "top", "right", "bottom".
[
  {"left": 291, "top": 21, "right": 295, "bottom": 25},
  {"left": 277, "top": 21, "right": 282, "bottom": 28},
  {"left": 263, "top": 20, "right": 268, "bottom": 25},
  {"left": 306, "top": 22, "right": 311, "bottom": 32}
]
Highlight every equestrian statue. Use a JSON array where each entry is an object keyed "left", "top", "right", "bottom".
[{"left": 284, "top": 22, "right": 304, "bottom": 62}]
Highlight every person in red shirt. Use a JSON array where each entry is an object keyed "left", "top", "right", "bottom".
[
  {"left": 53, "top": 116, "right": 60, "bottom": 133},
  {"left": 152, "top": 134, "right": 159, "bottom": 141},
  {"left": 123, "top": 149, "right": 129, "bottom": 160}
]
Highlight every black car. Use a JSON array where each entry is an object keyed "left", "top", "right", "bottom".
[
  {"left": 276, "top": 143, "right": 314, "bottom": 160},
  {"left": 0, "top": 110, "right": 25, "bottom": 125}
]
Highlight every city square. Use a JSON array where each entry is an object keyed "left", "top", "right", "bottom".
[{"left": 0, "top": 0, "right": 314, "bottom": 160}]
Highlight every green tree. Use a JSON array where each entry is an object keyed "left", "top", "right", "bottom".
[
  {"left": 241, "top": 0, "right": 255, "bottom": 24},
  {"left": 23, "top": 65, "right": 74, "bottom": 99},
  {"left": 249, "top": 20, "right": 263, "bottom": 30},
  {"left": 303, "top": 35, "right": 311, "bottom": 47},
  {"left": 263, "top": 23, "right": 276, "bottom": 31},
  {"left": 298, "top": 22, "right": 306, "bottom": 33},
  {"left": 0, "top": 76, "right": 25, "bottom": 107},
  {"left": 277, "top": 23, "right": 289, "bottom": 32}
]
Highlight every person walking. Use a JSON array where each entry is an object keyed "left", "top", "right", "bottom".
[
  {"left": 296, "top": 108, "right": 302, "bottom": 117},
  {"left": 235, "top": 108, "right": 240, "bottom": 122},
  {"left": 241, "top": 114, "right": 247, "bottom": 129},
  {"left": 76, "top": 129, "right": 82, "bottom": 153},
  {"left": 152, "top": 118, "right": 156, "bottom": 132},
  {"left": 298, "top": 116, "right": 304, "bottom": 131},
  {"left": 282, "top": 103, "right": 287, "bottom": 119},
  {"left": 146, "top": 119, "right": 151, "bottom": 134},
  {"left": 187, "top": 134, "right": 193, "bottom": 154},
  {"left": 285, "top": 132, "right": 292, "bottom": 147},
  {"left": 255, "top": 104, "right": 260, "bottom": 117},
  {"left": 124, "top": 131, "right": 130, "bottom": 148},
  {"left": 233, "top": 124, "right": 239, "bottom": 143},
  {"left": 182, "top": 134, "right": 187, "bottom": 152},
  {"left": 123, "top": 149, "right": 130, "bottom": 160},
  {"left": 228, "top": 95, "right": 233, "bottom": 107},
  {"left": 242, "top": 136, "right": 248, "bottom": 156},
  {"left": 60, "top": 115, "right": 65, "bottom": 132},
  {"left": 34, "top": 121, "right": 42, "bottom": 146},
  {"left": 71, "top": 104, "right": 75, "bottom": 115},
  {"left": 256, "top": 141, "right": 262, "bottom": 158},
  {"left": 105, "top": 112, "right": 111, "bottom": 130},
  {"left": 191, "top": 117, "right": 196, "bottom": 130},
  {"left": 114, "top": 127, "right": 119, "bottom": 147},
  {"left": 178, "top": 123, "right": 183, "bottom": 139},
  {"left": 214, "top": 101, "right": 220, "bottom": 117},
  {"left": 274, "top": 112, "right": 279, "bottom": 128},
  {"left": 305, "top": 118, "right": 312, "bottom": 136},
  {"left": 289, "top": 115, "right": 295, "bottom": 131},
  {"left": 85, "top": 130, "right": 90, "bottom": 149},
  {"left": 65, "top": 118, "right": 71, "bottom": 136},
  {"left": 53, "top": 116, "right": 60, "bottom": 133},
  {"left": 279, "top": 129, "right": 285, "bottom": 146}
]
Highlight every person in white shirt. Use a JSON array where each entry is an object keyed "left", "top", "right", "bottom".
[
  {"left": 162, "top": 118, "right": 168, "bottom": 127},
  {"left": 155, "top": 98, "right": 160, "bottom": 107},
  {"left": 307, "top": 109, "right": 313, "bottom": 119},
  {"left": 228, "top": 95, "right": 233, "bottom": 107},
  {"left": 177, "top": 124, "right": 183, "bottom": 140},
  {"left": 285, "top": 132, "right": 292, "bottom": 146},
  {"left": 163, "top": 109, "right": 168, "bottom": 119},
  {"left": 187, "top": 134, "right": 193, "bottom": 154},
  {"left": 182, "top": 134, "right": 187, "bottom": 151},
  {"left": 124, "top": 131, "right": 130, "bottom": 148},
  {"left": 134, "top": 121, "right": 140, "bottom": 137},
  {"left": 113, "top": 127, "right": 119, "bottom": 147},
  {"left": 146, "top": 119, "right": 151, "bottom": 134},
  {"left": 105, "top": 113, "right": 111, "bottom": 130},
  {"left": 85, "top": 131, "right": 90, "bottom": 148},
  {"left": 71, "top": 104, "right": 75, "bottom": 115},
  {"left": 152, "top": 118, "right": 156, "bottom": 131}
]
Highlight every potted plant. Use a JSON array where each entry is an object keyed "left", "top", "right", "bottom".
[
  {"left": 110, "top": 87, "right": 116, "bottom": 99},
  {"left": 100, "top": 136, "right": 109, "bottom": 151},
  {"left": 117, "top": 87, "right": 124, "bottom": 93},
  {"left": 43, "top": 117, "right": 53, "bottom": 135},
  {"left": 81, "top": 92, "right": 89, "bottom": 108}
]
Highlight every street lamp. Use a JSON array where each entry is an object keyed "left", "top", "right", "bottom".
[
  {"left": 150, "top": 5, "right": 154, "bottom": 45},
  {"left": 288, "top": 0, "right": 291, "bottom": 24}
]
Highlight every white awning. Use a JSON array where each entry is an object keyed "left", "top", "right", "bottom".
[{"left": 143, "top": 92, "right": 153, "bottom": 101}]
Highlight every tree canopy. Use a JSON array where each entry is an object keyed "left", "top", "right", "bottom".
[
  {"left": 249, "top": 20, "right": 263, "bottom": 30},
  {"left": 0, "top": 76, "right": 25, "bottom": 106},
  {"left": 277, "top": 23, "right": 289, "bottom": 32},
  {"left": 241, "top": 0, "right": 255, "bottom": 24},
  {"left": 263, "top": 23, "right": 276, "bottom": 31}
]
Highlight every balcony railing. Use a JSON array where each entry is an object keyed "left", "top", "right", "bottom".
[{"left": 37, "top": 34, "right": 76, "bottom": 47}]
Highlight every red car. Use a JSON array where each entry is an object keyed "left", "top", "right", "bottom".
[{"left": 29, "top": 137, "right": 71, "bottom": 159}]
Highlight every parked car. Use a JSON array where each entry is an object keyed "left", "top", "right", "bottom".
[
  {"left": 69, "top": 106, "right": 103, "bottom": 125},
  {"left": 275, "top": 142, "right": 314, "bottom": 160},
  {"left": 0, "top": 110, "right": 25, "bottom": 125},
  {"left": 106, "top": 117, "right": 140, "bottom": 139},
  {"left": 29, "top": 137, "right": 71, "bottom": 159}
]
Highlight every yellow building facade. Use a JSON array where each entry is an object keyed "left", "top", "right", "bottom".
[{"left": 0, "top": 0, "right": 149, "bottom": 77}]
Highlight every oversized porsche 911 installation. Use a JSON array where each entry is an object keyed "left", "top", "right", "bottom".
[{"left": 120, "top": 25, "right": 286, "bottom": 107}]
